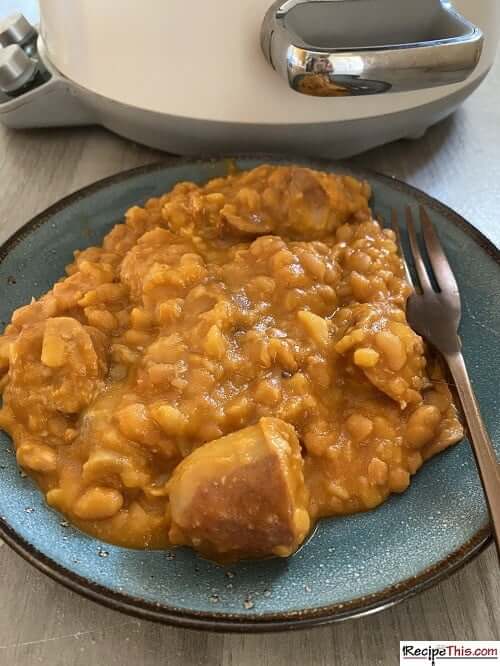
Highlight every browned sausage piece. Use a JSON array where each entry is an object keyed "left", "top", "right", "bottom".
[{"left": 167, "top": 417, "right": 310, "bottom": 560}]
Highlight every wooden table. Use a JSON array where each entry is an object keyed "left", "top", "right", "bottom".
[{"left": 0, "top": 5, "right": 499, "bottom": 664}]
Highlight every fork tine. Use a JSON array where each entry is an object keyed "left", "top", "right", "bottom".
[
  {"left": 419, "top": 206, "right": 460, "bottom": 297},
  {"left": 390, "top": 208, "right": 415, "bottom": 289},
  {"left": 406, "top": 206, "right": 433, "bottom": 293}
]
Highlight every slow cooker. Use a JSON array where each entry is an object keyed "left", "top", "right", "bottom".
[{"left": 0, "top": 0, "right": 497, "bottom": 157}]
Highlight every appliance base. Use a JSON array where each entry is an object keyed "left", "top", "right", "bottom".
[
  {"left": 62, "top": 73, "right": 489, "bottom": 158},
  {"left": 0, "top": 42, "right": 487, "bottom": 158}
]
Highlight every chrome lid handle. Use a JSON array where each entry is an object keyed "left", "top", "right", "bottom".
[{"left": 261, "top": 0, "right": 484, "bottom": 96}]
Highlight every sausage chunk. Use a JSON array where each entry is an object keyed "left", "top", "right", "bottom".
[{"left": 167, "top": 417, "right": 310, "bottom": 560}]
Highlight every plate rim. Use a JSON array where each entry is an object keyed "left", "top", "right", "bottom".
[{"left": 0, "top": 154, "right": 497, "bottom": 633}]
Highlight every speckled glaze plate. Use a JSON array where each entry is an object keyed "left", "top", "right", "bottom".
[{"left": 0, "top": 157, "right": 498, "bottom": 632}]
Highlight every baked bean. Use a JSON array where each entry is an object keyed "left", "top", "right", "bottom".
[
  {"left": 358, "top": 476, "right": 383, "bottom": 509},
  {"left": 298, "top": 310, "right": 329, "bottom": 347},
  {"left": 353, "top": 347, "right": 380, "bottom": 368},
  {"left": 157, "top": 299, "right": 183, "bottom": 324},
  {"left": 335, "top": 328, "right": 365, "bottom": 353},
  {"left": 73, "top": 486, "right": 124, "bottom": 520},
  {"left": 300, "top": 252, "right": 326, "bottom": 280},
  {"left": 389, "top": 467, "right": 410, "bottom": 493},
  {"left": 336, "top": 224, "right": 353, "bottom": 242},
  {"left": 46, "top": 488, "right": 64, "bottom": 509},
  {"left": 146, "top": 334, "right": 185, "bottom": 363},
  {"left": 130, "top": 307, "right": 153, "bottom": 329},
  {"left": 254, "top": 379, "right": 281, "bottom": 406},
  {"left": 346, "top": 414, "right": 373, "bottom": 441},
  {"left": 327, "top": 482, "right": 350, "bottom": 500},
  {"left": 123, "top": 329, "right": 152, "bottom": 347},
  {"left": 372, "top": 417, "right": 395, "bottom": 439},
  {"left": 150, "top": 404, "right": 187, "bottom": 437},
  {"left": 304, "top": 430, "right": 330, "bottom": 456},
  {"left": 375, "top": 330, "right": 407, "bottom": 371},
  {"left": 85, "top": 308, "right": 117, "bottom": 331},
  {"left": 406, "top": 405, "right": 441, "bottom": 448},
  {"left": 347, "top": 251, "right": 372, "bottom": 273},
  {"left": 236, "top": 187, "right": 260, "bottom": 211},
  {"left": 407, "top": 451, "right": 423, "bottom": 474},
  {"left": 17, "top": 442, "right": 57, "bottom": 473},
  {"left": 350, "top": 271, "right": 371, "bottom": 300},
  {"left": 116, "top": 403, "right": 160, "bottom": 445},
  {"left": 204, "top": 325, "right": 226, "bottom": 359},
  {"left": 293, "top": 508, "right": 311, "bottom": 536},
  {"left": 367, "top": 457, "right": 388, "bottom": 485}
]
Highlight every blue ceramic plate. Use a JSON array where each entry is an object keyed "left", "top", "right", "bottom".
[{"left": 0, "top": 157, "right": 498, "bottom": 632}]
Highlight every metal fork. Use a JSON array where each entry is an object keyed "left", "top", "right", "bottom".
[{"left": 390, "top": 205, "right": 500, "bottom": 559}]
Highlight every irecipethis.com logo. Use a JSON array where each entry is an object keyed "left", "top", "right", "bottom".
[{"left": 400, "top": 642, "right": 500, "bottom": 666}]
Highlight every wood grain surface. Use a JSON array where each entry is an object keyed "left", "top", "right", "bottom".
[{"left": 0, "top": 3, "right": 499, "bottom": 663}]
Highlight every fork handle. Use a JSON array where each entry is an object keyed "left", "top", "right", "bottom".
[{"left": 447, "top": 351, "right": 500, "bottom": 559}]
